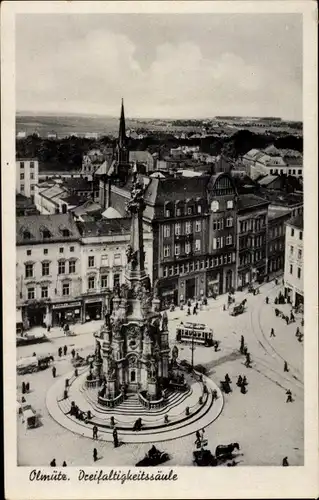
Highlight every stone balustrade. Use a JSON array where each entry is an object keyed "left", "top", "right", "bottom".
[
  {"left": 98, "top": 391, "right": 124, "bottom": 408},
  {"left": 138, "top": 392, "right": 165, "bottom": 409}
]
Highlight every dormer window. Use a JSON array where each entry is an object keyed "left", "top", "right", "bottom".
[
  {"left": 62, "top": 229, "right": 70, "bottom": 237},
  {"left": 42, "top": 229, "right": 51, "bottom": 239},
  {"left": 227, "top": 200, "right": 234, "bottom": 209},
  {"left": 23, "top": 230, "right": 31, "bottom": 240}
]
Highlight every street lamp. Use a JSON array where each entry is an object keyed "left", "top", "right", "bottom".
[{"left": 190, "top": 327, "right": 196, "bottom": 369}]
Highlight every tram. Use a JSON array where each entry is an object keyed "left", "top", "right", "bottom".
[{"left": 176, "top": 322, "right": 214, "bottom": 347}]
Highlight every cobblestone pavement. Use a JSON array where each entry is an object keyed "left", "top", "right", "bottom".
[{"left": 17, "top": 279, "right": 304, "bottom": 467}]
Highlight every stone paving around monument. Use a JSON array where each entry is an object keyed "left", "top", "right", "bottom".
[{"left": 17, "top": 279, "right": 304, "bottom": 467}]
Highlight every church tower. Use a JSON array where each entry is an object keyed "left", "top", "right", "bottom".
[{"left": 114, "top": 98, "right": 130, "bottom": 183}]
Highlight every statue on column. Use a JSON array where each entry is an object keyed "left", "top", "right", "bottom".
[
  {"left": 107, "top": 352, "right": 116, "bottom": 380},
  {"left": 171, "top": 345, "right": 179, "bottom": 367},
  {"left": 161, "top": 311, "right": 168, "bottom": 331}
]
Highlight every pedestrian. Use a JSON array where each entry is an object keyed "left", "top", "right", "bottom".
[
  {"left": 223, "top": 304, "right": 226, "bottom": 311},
  {"left": 25, "top": 382, "right": 30, "bottom": 392},
  {"left": 286, "top": 390, "right": 293, "bottom": 403},
  {"left": 50, "top": 459, "right": 56, "bottom": 467},
  {"left": 195, "top": 430, "right": 201, "bottom": 442},
  {"left": 240, "top": 383, "right": 247, "bottom": 394},
  {"left": 193, "top": 306, "right": 197, "bottom": 315},
  {"left": 62, "top": 461, "right": 67, "bottom": 467},
  {"left": 22, "top": 381, "right": 26, "bottom": 394},
  {"left": 63, "top": 345, "right": 67, "bottom": 356},
  {"left": 295, "top": 327, "right": 300, "bottom": 337},
  {"left": 290, "top": 312, "right": 295, "bottom": 323},
  {"left": 225, "top": 373, "right": 231, "bottom": 384},
  {"left": 187, "top": 299, "right": 191, "bottom": 308},
  {"left": 285, "top": 315, "right": 289, "bottom": 325},
  {"left": 187, "top": 307, "right": 191, "bottom": 316},
  {"left": 243, "top": 346, "right": 248, "bottom": 356},
  {"left": 236, "top": 375, "right": 243, "bottom": 387},
  {"left": 71, "top": 348, "right": 76, "bottom": 359},
  {"left": 242, "top": 375, "right": 248, "bottom": 386},
  {"left": 93, "top": 448, "right": 98, "bottom": 462},
  {"left": 240, "top": 335, "right": 245, "bottom": 354},
  {"left": 245, "top": 353, "right": 251, "bottom": 368},
  {"left": 63, "top": 389, "right": 68, "bottom": 400},
  {"left": 265, "top": 296, "right": 269, "bottom": 304},
  {"left": 270, "top": 328, "right": 276, "bottom": 338},
  {"left": 284, "top": 361, "right": 289, "bottom": 372},
  {"left": 58, "top": 347, "right": 62, "bottom": 357},
  {"left": 93, "top": 425, "right": 98, "bottom": 440},
  {"left": 282, "top": 457, "right": 289, "bottom": 466},
  {"left": 74, "top": 368, "right": 78, "bottom": 377},
  {"left": 301, "top": 318, "right": 304, "bottom": 327},
  {"left": 112, "top": 427, "right": 119, "bottom": 448},
  {"left": 47, "top": 325, "right": 51, "bottom": 333},
  {"left": 52, "top": 366, "right": 57, "bottom": 378},
  {"left": 212, "top": 389, "right": 218, "bottom": 401},
  {"left": 65, "top": 378, "right": 69, "bottom": 388},
  {"left": 214, "top": 341, "right": 219, "bottom": 352}
]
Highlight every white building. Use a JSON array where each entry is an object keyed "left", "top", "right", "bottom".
[
  {"left": 16, "top": 158, "right": 39, "bottom": 199},
  {"left": 284, "top": 215, "right": 303, "bottom": 307},
  {"left": 242, "top": 147, "right": 303, "bottom": 180},
  {"left": 16, "top": 214, "right": 82, "bottom": 329},
  {"left": 78, "top": 219, "right": 153, "bottom": 321}
]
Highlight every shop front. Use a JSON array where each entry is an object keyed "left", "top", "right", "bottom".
[
  {"left": 51, "top": 301, "right": 82, "bottom": 326},
  {"left": 83, "top": 297, "right": 104, "bottom": 322},
  {"left": 158, "top": 278, "right": 178, "bottom": 309},
  {"left": 24, "top": 301, "right": 46, "bottom": 328},
  {"left": 206, "top": 270, "right": 222, "bottom": 297}
]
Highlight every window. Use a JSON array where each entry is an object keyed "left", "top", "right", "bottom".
[
  {"left": 163, "top": 267, "right": 168, "bottom": 277},
  {"left": 299, "top": 231, "right": 303, "bottom": 241},
  {"left": 298, "top": 169, "right": 302, "bottom": 175},
  {"left": 226, "top": 217, "right": 233, "bottom": 227},
  {"left": 297, "top": 267, "right": 301, "bottom": 279},
  {"left": 30, "top": 161, "right": 34, "bottom": 168},
  {"left": 163, "top": 245, "right": 170, "bottom": 257},
  {"left": 165, "top": 209, "right": 171, "bottom": 217},
  {"left": 290, "top": 264, "right": 293, "bottom": 275},
  {"left": 227, "top": 200, "right": 233, "bottom": 209},
  {"left": 27, "top": 287, "right": 35, "bottom": 300},
  {"left": 113, "top": 274, "right": 120, "bottom": 288},
  {"left": 197, "top": 205, "right": 202, "bottom": 214},
  {"left": 62, "top": 229, "right": 70, "bottom": 237},
  {"left": 185, "top": 221, "right": 192, "bottom": 234},
  {"left": 114, "top": 254, "right": 121, "bottom": 266},
  {"left": 291, "top": 228, "right": 294, "bottom": 237},
  {"left": 195, "top": 239, "right": 201, "bottom": 251},
  {"left": 43, "top": 248, "right": 48, "bottom": 255},
  {"left": 226, "top": 235, "right": 233, "bottom": 245},
  {"left": 187, "top": 207, "right": 192, "bottom": 215},
  {"left": 27, "top": 249, "right": 31, "bottom": 256},
  {"left": 290, "top": 245, "right": 294, "bottom": 255},
  {"left": 21, "top": 184, "right": 25, "bottom": 192},
  {"left": 30, "top": 173, "right": 34, "bottom": 180},
  {"left": 190, "top": 262, "right": 194, "bottom": 272},
  {"left": 30, "top": 185, "right": 34, "bottom": 192},
  {"left": 164, "top": 225, "right": 171, "bottom": 238},
  {"left": 196, "top": 261, "right": 200, "bottom": 271},
  {"left": 69, "top": 260, "right": 76, "bottom": 274},
  {"left": 211, "top": 200, "right": 219, "bottom": 212},
  {"left": 175, "top": 265, "right": 179, "bottom": 275},
  {"left": 25, "top": 264, "right": 33, "bottom": 278},
  {"left": 298, "top": 249, "right": 302, "bottom": 260},
  {"left": 270, "top": 169, "right": 273, "bottom": 175},
  {"left": 20, "top": 173, "right": 24, "bottom": 180},
  {"left": 101, "top": 254, "right": 108, "bottom": 266},
  {"left": 174, "top": 244, "right": 180, "bottom": 256},
  {"left": 195, "top": 221, "right": 201, "bottom": 232},
  {"left": 59, "top": 247, "right": 64, "bottom": 254},
  {"left": 70, "top": 246, "right": 74, "bottom": 252},
  {"left": 228, "top": 253, "right": 232, "bottom": 263},
  {"left": 62, "top": 283, "right": 70, "bottom": 296},
  {"left": 42, "top": 229, "right": 51, "bottom": 239},
  {"left": 88, "top": 255, "right": 95, "bottom": 267},
  {"left": 185, "top": 242, "right": 191, "bottom": 254},
  {"left": 175, "top": 223, "right": 181, "bottom": 236},
  {"left": 20, "top": 162, "right": 24, "bottom": 169},
  {"left": 41, "top": 286, "right": 48, "bottom": 299},
  {"left": 42, "top": 262, "right": 50, "bottom": 276},
  {"left": 169, "top": 266, "right": 174, "bottom": 276},
  {"left": 176, "top": 208, "right": 181, "bottom": 217},
  {"left": 88, "top": 276, "right": 95, "bottom": 290},
  {"left": 101, "top": 275, "right": 108, "bottom": 288},
  {"left": 58, "top": 261, "right": 65, "bottom": 274}
]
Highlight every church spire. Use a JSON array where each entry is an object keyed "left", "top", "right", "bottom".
[{"left": 118, "top": 98, "right": 126, "bottom": 148}]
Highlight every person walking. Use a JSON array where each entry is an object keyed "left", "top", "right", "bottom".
[
  {"left": 245, "top": 353, "right": 251, "bottom": 368},
  {"left": 242, "top": 375, "right": 248, "bottom": 386},
  {"left": 270, "top": 328, "right": 276, "bottom": 338},
  {"left": 282, "top": 457, "right": 289, "bottom": 466},
  {"left": 22, "top": 381, "right": 26, "bottom": 394},
  {"left": 58, "top": 347, "right": 62, "bottom": 358},
  {"left": 240, "top": 336, "right": 245, "bottom": 354},
  {"left": 285, "top": 315, "right": 289, "bottom": 325},
  {"left": 63, "top": 345, "right": 68, "bottom": 356},
  {"left": 187, "top": 307, "right": 191, "bottom": 316},
  {"left": 193, "top": 306, "right": 197, "bottom": 315},
  {"left": 284, "top": 361, "right": 289, "bottom": 372},
  {"left": 93, "top": 448, "right": 98, "bottom": 462},
  {"left": 62, "top": 461, "right": 67, "bottom": 467},
  {"left": 240, "top": 383, "right": 247, "bottom": 394},
  {"left": 71, "top": 348, "right": 76, "bottom": 359},
  {"left": 286, "top": 390, "right": 293, "bottom": 403},
  {"left": 93, "top": 425, "right": 98, "bottom": 440},
  {"left": 290, "top": 311, "right": 295, "bottom": 323},
  {"left": 236, "top": 375, "right": 243, "bottom": 387},
  {"left": 295, "top": 327, "right": 300, "bottom": 337},
  {"left": 50, "top": 459, "right": 56, "bottom": 467},
  {"left": 225, "top": 373, "right": 231, "bottom": 384},
  {"left": 52, "top": 366, "right": 57, "bottom": 378},
  {"left": 265, "top": 296, "right": 269, "bottom": 304},
  {"left": 112, "top": 427, "right": 119, "bottom": 448}
]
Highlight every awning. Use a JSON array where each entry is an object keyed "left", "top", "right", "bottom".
[
  {"left": 161, "top": 290, "right": 175, "bottom": 297},
  {"left": 16, "top": 309, "right": 23, "bottom": 324}
]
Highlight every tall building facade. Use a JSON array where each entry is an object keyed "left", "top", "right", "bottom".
[
  {"left": 284, "top": 215, "right": 303, "bottom": 307},
  {"left": 16, "top": 158, "right": 39, "bottom": 199}
]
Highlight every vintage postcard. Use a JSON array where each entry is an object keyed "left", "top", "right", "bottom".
[{"left": 1, "top": 1, "right": 318, "bottom": 499}]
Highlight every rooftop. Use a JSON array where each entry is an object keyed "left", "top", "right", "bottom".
[
  {"left": 78, "top": 218, "right": 131, "bottom": 237},
  {"left": 268, "top": 206, "right": 291, "bottom": 221},
  {"left": 287, "top": 214, "right": 303, "bottom": 230},
  {"left": 16, "top": 213, "right": 81, "bottom": 245},
  {"left": 237, "top": 194, "right": 270, "bottom": 212}
]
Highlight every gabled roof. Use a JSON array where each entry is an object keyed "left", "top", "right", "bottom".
[
  {"left": 237, "top": 194, "right": 269, "bottom": 212},
  {"left": 257, "top": 175, "right": 279, "bottom": 186},
  {"left": 287, "top": 214, "right": 303, "bottom": 230},
  {"left": 16, "top": 213, "right": 81, "bottom": 245},
  {"left": 101, "top": 207, "right": 122, "bottom": 219},
  {"left": 78, "top": 218, "right": 131, "bottom": 237}
]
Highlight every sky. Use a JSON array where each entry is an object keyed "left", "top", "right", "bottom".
[{"left": 16, "top": 14, "right": 302, "bottom": 120}]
